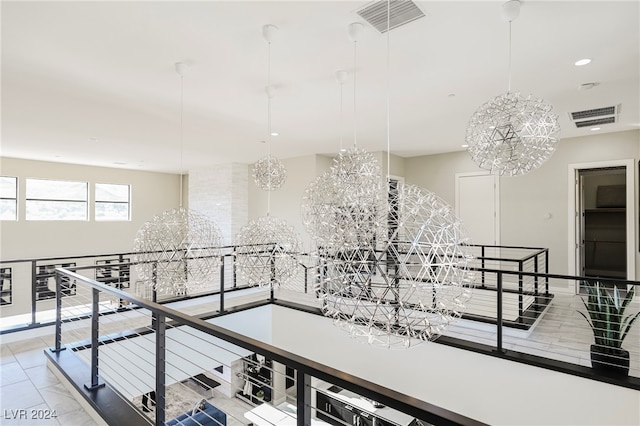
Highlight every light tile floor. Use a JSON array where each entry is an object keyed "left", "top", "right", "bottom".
[
  {"left": 0, "top": 333, "right": 102, "bottom": 426},
  {"left": 1, "top": 287, "right": 638, "bottom": 425}
]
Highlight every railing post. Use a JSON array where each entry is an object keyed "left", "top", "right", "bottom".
[
  {"left": 84, "top": 288, "right": 105, "bottom": 391},
  {"left": 183, "top": 248, "right": 189, "bottom": 295},
  {"left": 233, "top": 248, "right": 237, "bottom": 288},
  {"left": 304, "top": 267, "right": 308, "bottom": 294},
  {"left": 544, "top": 249, "right": 550, "bottom": 296},
  {"left": 50, "top": 270, "right": 65, "bottom": 354},
  {"left": 296, "top": 371, "right": 311, "bottom": 426},
  {"left": 496, "top": 272, "right": 504, "bottom": 354},
  {"left": 481, "top": 245, "right": 486, "bottom": 289},
  {"left": 533, "top": 255, "right": 540, "bottom": 313},
  {"left": 152, "top": 261, "right": 158, "bottom": 303},
  {"left": 31, "top": 260, "right": 37, "bottom": 326},
  {"left": 533, "top": 254, "right": 539, "bottom": 296},
  {"left": 219, "top": 255, "right": 225, "bottom": 314},
  {"left": 270, "top": 246, "right": 275, "bottom": 302},
  {"left": 518, "top": 260, "right": 524, "bottom": 322},
  {"left": 154, "top": 312, "right": 166, "bottom": 426}
]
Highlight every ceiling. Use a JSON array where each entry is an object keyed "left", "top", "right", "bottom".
[{"left": 2, "top": 1, "right": 638, "bottom": 174}]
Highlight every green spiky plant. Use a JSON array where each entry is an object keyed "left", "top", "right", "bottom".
[{"left": 578, "top": 281, "right": 640, "bottom": 353}]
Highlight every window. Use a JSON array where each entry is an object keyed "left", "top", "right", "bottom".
[
  {"left": 0, "top": 176, "right": 17, "bottom": 220},
  {"left": 26, "top": 178, "right": 88, "bottom": 220},
  {"left": 95, "top": 183, "right": 130, "bottom": 221}
]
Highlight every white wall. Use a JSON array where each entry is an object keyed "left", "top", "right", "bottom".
[
  {"left": 189, "top": 163, "right": 248, "bottom": 246},
  {"left": 0, "top": 157, "right": 182, "bottom": 318},
  {"left": 245, "top": 151, "right": 407, "bottom": 253},
  {"left": 405, "top": 130, "right": 640, "bottom": 279},
  {"left": 248, "top": 154, "right": 332, "bottom": 253},
  {"left": 0, "top": 157, "right": 182, "bottom": 259},
  {"left": 218, "top": 304, "right": 640, "bottom": 426}
]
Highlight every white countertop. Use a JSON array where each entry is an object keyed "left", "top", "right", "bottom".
[
  {"left": 244, "top": 402, "right": 331, "bottom": 426},
  {"left": 315, "top": 381, "right": 415, "bottom": 426}
]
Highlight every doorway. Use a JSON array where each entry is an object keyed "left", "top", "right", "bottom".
[
  {"left": 568, "top": 159, "right": 635, "bottom": 292},
  {"left": 579, "top": 167, "right": 627, "bottom": 279}
]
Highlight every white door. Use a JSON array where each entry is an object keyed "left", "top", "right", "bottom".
[{"left": 455, "top": 172, "right": 500, "bottom": 246}]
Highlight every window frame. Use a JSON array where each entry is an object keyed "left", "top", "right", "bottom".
[
  {"left": 25, "top": 178, "right": 88, "bottom": 221},
  {"left": 94, "top": 183, "right": 131, "bottom": 222},
  {"left": 0, "top": 176, "right": 18, "bottom": 221}
]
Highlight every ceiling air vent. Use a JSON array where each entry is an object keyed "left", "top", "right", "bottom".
[
  {"left": 569, "top": 105, "right": 620, "bottom": 128},
  {"left": 356, "top": 0, "right": 426, "bottom": 33}
]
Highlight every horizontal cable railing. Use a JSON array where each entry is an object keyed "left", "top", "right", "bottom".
[
  {"left": 4, "top": 244, "right": 639, "bottom": 396},
  {"left": 50, "top": 268, "right": 477, "bottom": 426},
  {"left": 0, "top": 247, "right": 266, "bottom": 333}
]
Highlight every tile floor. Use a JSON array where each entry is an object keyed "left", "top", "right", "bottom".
[
  {"left": 0, "top": 332, "right": 102, "bottom": 426},
  {"left": 1, "top": 286, "right": 638, "bottom": 425}
]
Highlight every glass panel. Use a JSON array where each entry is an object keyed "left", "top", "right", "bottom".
[
  {"left": 0, "top": 200, "right": 17, "bottom": 220},
  {"left": 26, "top": 179, "right": 87, "bottom": 201},
  {"left": 0, "top": 177, "right": 17, "bottom": 198},
  {"left": 95, "top": 202, "right": 129, "bottom": 221},
  {"left": 95, "top": 183, "right": 129, "bottom": 202},
  {"left": 26, "top": 200, "right": 87, "bottom": 220}
]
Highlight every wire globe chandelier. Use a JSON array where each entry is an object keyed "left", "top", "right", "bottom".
[
  {"left": 252, "top": 152, "right": 287, "bottom": 191},
  {"left": 307, "top": 14, "right": 474, "bottom": 348},
  {"left": 302, "top": 23, "right": 381, "bottom": 251},
  {"left": 235, "top": 215, "right": 301, "bottom": 289},
  {"left": 319, "top": 183, "right": 474, "bottom": 348},
  {"left": 236, "top": 24, "right": 300, "bottom": 290},
  {"left": 465, "top": 0, "right": 560, "bottom": 176},
  {"left": 133, "top": 62, "right": 222, "bottom": 296},
  {"left": 302, "top": 147, "right": 381, "bottom": 250},
  {"left": 252, "top": 24, "right": 286, "bottom": 191},
  {"left": 133, "top": 207, "right": 222, "bottom": 295}
]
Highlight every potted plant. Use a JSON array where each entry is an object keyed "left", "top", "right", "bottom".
[{"left": 578, "top": 281, "right": 640, "bottom": 376}]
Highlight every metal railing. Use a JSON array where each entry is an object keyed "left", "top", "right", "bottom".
[
  {"left": 4, "top": 245, "right": 639, "bottom": 387},
  {"left": 49, "top": 267, "right": 478, "bottom": 426}
]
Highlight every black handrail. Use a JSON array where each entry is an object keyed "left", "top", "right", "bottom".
[{"left": 53, "top": 268, "right": 483, "bottom": 426}]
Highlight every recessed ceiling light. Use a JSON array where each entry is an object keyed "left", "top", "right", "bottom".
[
  {"left": 113, "top": 162, "right": 127, "bottom": 165},
  {"left": 574, "top": 58, "right": 591, "bottom": 66},
  {"left": 461, "top": 144, "right": 469, "bottom": 148},
  {"left": 590, "top": 127, "right": 601, "bottom": 131},
  {"left": 271, "top": 132, "right": 279, "bottom": 136}
]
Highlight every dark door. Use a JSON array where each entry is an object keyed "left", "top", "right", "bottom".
[{"left": 578, "top": 167, "right": 627, "bottom": 285}]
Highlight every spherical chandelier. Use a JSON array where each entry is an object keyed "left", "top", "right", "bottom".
[
  {"left": 466, "top": 91, "right": 560, "bottom": 176},
  {"left": 133, "top": 207, "right": 222, "bottom": 296},
  {"left": 133, "top": 63, "right": 222, "bottom": 296},
  {"left": 302, "top": 147, "right": 382, "bottom": 251},
  {"left": 465, "top": 0, "right": 560, "bottom": 176},
  {"left": 252, "top": 154, "right": 287, "bottom": 190},
  {"left": 252, "top": 24, "right": 287, "bottom": 191},
  {"left": 235, "top": 215, "right": 300, "bottom": 289},
  {"left": 309, "top": 13, "right": 474, "bottom": 348},
  {"left": 236, "top": 25, "right": 301, "bottom": 290},
  {"left": 318, "top": 183, "right": 474, "bottom": 348}
]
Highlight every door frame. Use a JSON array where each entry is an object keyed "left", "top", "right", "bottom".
[
  {"left": 567, "top": 159, "right": 636, "bottom": 284},
  {"left": 455, "top": 171, "right": 500, "bottom": 246}
]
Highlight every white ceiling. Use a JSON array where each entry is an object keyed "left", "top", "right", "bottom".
[{"left": 2, "top": 1, "right": 638, "bottom": 174}]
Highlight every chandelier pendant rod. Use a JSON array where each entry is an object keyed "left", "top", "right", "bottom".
[
  {"left": 508, "top": 20, "right": 512, "bottom": 93},
  {"left": 353, "top": 37, "right": 358, "bottom": 148},
  {"left": 267, "top": 39, "right": 272, "bottom": 215},
  {"left": 179, "top": 71, "right": 184, "bottom": 208},
  {"left": 385, "top": 0, "right": 391, "bottom": 186},
  {"left": 339, "top": 77, "right": 344, "bottom": 151}
]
